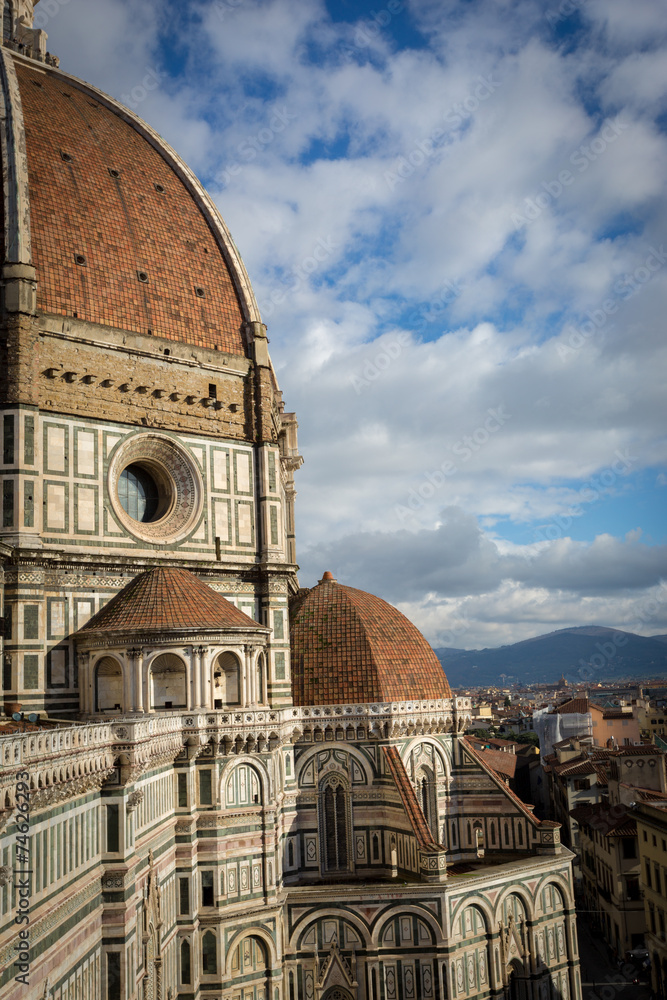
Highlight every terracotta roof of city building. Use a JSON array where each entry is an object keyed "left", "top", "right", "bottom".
[
  {"left": 474, "top": 748, "right": 518, "bottom": 781},
  {"left": 570, "top": 802, "right": 636, "bottom": 838},
  {"left": 555, "top": 697, "right": 590, "bottom": 715},
  {"left": 77, "top": 568, "right": 266, "bottom": 635},
  {"left": 289, "top": 574, "right": 451, "bottom": 706},
  {"left": 15, "top": 60, "right": 255, "bottom": 353}
]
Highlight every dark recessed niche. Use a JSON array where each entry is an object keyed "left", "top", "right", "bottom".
[
  {"left": 108, "top": 168, "right": 121, "bottom": 178},
  {"left": 195, "top": 287, "right": 205, "bottom": 298},
  {"left": 60, "top": 151, "right": 73, "bottom": 162},
  {"left": 164, "top": 349, "right": 170, "bottom": 356},
  {"left": 154, "top": 183, "right": 165, "bottom": 193},
  {"left": 75, "top": 254, "right": 87, "bottom": 266},
  {"left": 137, "top": 271, "right": 149, "bottom": 283}
]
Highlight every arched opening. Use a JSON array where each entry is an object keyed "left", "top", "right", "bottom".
[
  {"left": 180, "top": 940, "right": 191, "bottom": 985},
  {"left": 94, "top": 657, "right": 123, "bottom": 713},
  {"left": 474, "top": 819, "right": 484, "bottom": 856},
  {"left": 225, "top": 763, "right": 262, "bottom": 807},
  {"left": 229, "top": 936, "right": 268, "bottom": 994},
  {"left": 150, "top": 653, "right": 187, "bottom": 710},
  {"left": 319, "top": 776, "right": 351, "bottom": 872},
  {"left": 256, "top": 652, "right": 266, "bottom": 704},
  {"left": 201, "top": 930, "right": 217, "bottom": 976},
  {"left": 213, "top": 651, "right": 241, "bottom": 707},
  {"left": 508, "top": 959, "right": 527, "bottom": 1000},
  {"left": 322, "top": 989, "right": 355, "bottom": 1000},
  {"left": 415, "top": 764, "right": 438, "bottom": 841}
]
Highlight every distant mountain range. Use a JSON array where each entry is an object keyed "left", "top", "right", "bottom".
[{"left": 433, "top": 626, "right": 667, "bottom": 688}]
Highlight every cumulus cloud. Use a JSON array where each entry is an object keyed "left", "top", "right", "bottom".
[{"left": 45, "top": 0, "right": 667, "bottom": 652}]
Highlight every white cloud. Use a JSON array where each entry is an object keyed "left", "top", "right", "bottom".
[{"left": 43, "top": 0, "right": 667, "bottom": 654}]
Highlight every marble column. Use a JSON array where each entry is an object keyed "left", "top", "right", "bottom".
[{"left": 192, "top": 647, "right": 202, "bottom": 709}]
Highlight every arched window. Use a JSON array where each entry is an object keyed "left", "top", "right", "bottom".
[
  {"left": 517, "top": 823, "right": 524, "bottom": 846},
  {"left": 451, "top": 821, "right": 457, "bottom": 847},
  {"left": 417, "top": 765, "right": 438, "bottom": 840},
  {"left": 202, "top": 931, "right": 217, "bottom": 975},
  {"left": 256, "top": 653, "right": 265, "bottom": 704},
  {"left": 372, "top": 833, "right": 380, "bottom": 861},
  {"left": 319, "top": 776, "right": 350, "bottom": 872},
  {"left": 150, "top": 653, "right": 186, "bottom": 709},
  {"left": 180, "top": 940, "right": 191, "bottom": 985},
  {"left": 229, "top": 937, "right": 268, "bottom": 989},
  {"left": 213, "top": 651, "right": 241, "bottom": 707},
  {"left": 94, "top": 657, "right": 123, "bottom": 713},
  {"left": 504, "top": 822, "right": 510, "bottom": 845},
  {"left": 287, "top": 840, "right": 294, "bottom": 867}
]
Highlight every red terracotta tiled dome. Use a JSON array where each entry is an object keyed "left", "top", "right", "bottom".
[
  {"left": 290, "top": 575, "right": 451, "bottom": 706},
  {"left": 77, "top": 568, "right": 266, "bottom": 635},
  {"left": 15, "top": 61, "right": 255, "bottom": 353}
]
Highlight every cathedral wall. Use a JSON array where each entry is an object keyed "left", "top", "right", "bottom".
[
  {"left": 36, "top": 318, "right": 252, "bottom": 439},
  {"left": 0, "top": 397, "right": 293, "bottom": 713},
  {"left": 283, "top": 853, "right": 580, "bottom": 1000}
]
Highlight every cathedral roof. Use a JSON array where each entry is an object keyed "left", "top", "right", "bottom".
[
  {"left": 10, "top": 56, "right": 260, "bottom": 353},
  {"left": 289, "top": 574, "right": 451, "bottom": 705},
  {"left": 77, "top": 568, "right": 266, "bottom": 636}
]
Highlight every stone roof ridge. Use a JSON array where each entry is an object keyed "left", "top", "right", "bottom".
[
  {"left": 77, "top": 567, "right": 268, "bottom": 635},
  {"left": 382, "top": 746, "right": 443, "bottom": 852},
  {"left": 461, "top": 737, "right": 542, "bottom": 827}
]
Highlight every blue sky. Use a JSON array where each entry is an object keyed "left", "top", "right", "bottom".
[{"left": 45, "top": 0, "right": 667, "bottom": 648}]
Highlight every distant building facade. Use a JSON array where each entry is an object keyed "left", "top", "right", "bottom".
[{"left": 635, "top": 801, "right": 667, "bottom": 998}]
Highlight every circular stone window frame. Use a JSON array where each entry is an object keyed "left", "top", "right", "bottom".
[{"left": 107, "top": 433, "right": 204, "bottom": 544}]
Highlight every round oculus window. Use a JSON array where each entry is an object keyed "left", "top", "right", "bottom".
[
  {"left": 118, "top": 463, "right": 160, "bottom": 522},
  {"left": 108, "top": 433, "right": 203, "bottom": 543}
]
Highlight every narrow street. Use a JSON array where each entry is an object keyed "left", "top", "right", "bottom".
[{"left": 577, "top": 914, "right": 653, "bottom": 1000}]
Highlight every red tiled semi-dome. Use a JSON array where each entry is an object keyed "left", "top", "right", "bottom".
[
  {"left": 15, "top": 60, "right": 254, "bottom": 353},
  {"left": 290, "top": 575, "right": 451, "bottom": 706},
  {"left": 77, "top": 568, "right": 266, "bottom": 635}
]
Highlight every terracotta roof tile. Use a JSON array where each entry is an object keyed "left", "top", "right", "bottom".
[
  {"left": 17, "top": 62, "right": 247, "bottom": 354},
  {"left": 383, "top": 746, "right": 442, "bottom": 851},
  {"left": 570, "top": 802, "right": 636, "bottom": 837},
  {"left": 555, "top": 698, "right": 590, "bottom": 715},
  {"left": 77, "top": 568, "right": 265, "bottom": 634},
  {"left": 475, "top": 748, "right": 518, "bottom": 779},
  {"left": 290, "top": 578, "right": 450, "bottom": 706},
  {"left": 462, "top": 738, "right": 541, "bottom": 826}
]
